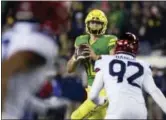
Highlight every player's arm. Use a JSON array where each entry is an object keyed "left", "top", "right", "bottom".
[
  {"left": 89, "top": 59, "right": 106, "bottom": 105},
  {"left": 67, "top": 38, "right": 80, "bottom": 73},
  {"left": 67, "top": 52, "right": 79, "bottom": 73},
  {"left": 143, "top": 66, "right": 166, "bottom": 113},
  {"left": 108, "top": 36, "right": 117, "bottom": 55},
  {"left": 67, "top": 43, "right": 90, "bottom": 73},
  {"left": 89, "top": 69, "right": 105, "bottom": 105},
  {"left": 2, "top": 51, "right": 46, "bottom": 110}
]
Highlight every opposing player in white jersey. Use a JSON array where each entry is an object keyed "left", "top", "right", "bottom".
[
  {"left": 1, "top": 2, "right": 60, "bottom": 119},
  {"left": 2, "top": 24, "right": 59, "bottom": 119},
  {"left": 89, "top": 32, "right": 166, "bottom": 119},
  {"left": 2, "top": 21, "right": 40, "bottom": 61}
]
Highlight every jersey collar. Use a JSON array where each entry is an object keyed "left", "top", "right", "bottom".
[
  {"left": 115, "top": 52, "right": 135, "bottom": 60},
  {"left": 89, "top": 35, "right": 103, "bottom": 45}
]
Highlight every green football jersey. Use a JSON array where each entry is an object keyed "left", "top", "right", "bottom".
[{"left": 74, "top": 34, "right": 117, "bottom": 86}]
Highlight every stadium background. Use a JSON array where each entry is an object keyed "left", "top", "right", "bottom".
[{"left": 1, "top": 1, "right": 166, "bottom": 119}]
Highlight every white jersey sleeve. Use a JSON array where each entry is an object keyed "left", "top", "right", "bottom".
[
  {"left": 94, "top": 55, "right": 109, "bottom": 70},
  {"left": 89, "top": 59, "right": 105, "bottom": 105},
  {"left": 7, "top": 32, "right": 58, "bottom": 60},
  {"left": 143, "top": 65, "right": 166, "bottom": 113},
  {"left": 89, "top": 70, "right": 105, "bottom": 105},
  {"left": 94, "top": 58, "right": 102, "bottom": 70}
]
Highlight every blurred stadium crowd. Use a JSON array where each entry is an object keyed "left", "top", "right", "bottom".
[{"left": 1, "top": 1, "right": 166, "bottom": 119}]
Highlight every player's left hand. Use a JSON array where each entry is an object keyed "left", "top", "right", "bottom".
[{"left": 85, "top": 44, "right": 100, "bottom": 61}]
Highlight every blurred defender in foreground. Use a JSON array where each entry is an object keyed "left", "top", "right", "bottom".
[
  {"left": 67, "top": 9, "right": 117, "bottom": 119},
  {"left": 89, "top": 32, "right": 166, "bottom": 119},
  {"left": 1, "top": 2, "right": 68, "bottom": 119}
]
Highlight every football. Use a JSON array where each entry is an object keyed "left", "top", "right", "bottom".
[
  {"left": 76, "top": 44, "right": 90, "bottom": 58},
  {"left": 79, "top": 44, "right": 89, "bottom": 51}
]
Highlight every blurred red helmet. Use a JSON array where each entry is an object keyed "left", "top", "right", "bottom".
[
  {"left": 15, "top": 1, "right": 69, "bottom": 34},
  {"left": 114, "top": 32, "right": 139, "bottom": 57}
]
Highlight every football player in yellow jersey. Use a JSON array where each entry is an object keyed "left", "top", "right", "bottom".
[{"left": 67, "top": 9, "right": 118, "bottom": 119}]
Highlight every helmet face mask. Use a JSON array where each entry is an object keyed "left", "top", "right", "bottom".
[
  {"left": 85, "top": 9, "right": 108, "bottom": 35},
  {"left": 88, "top": 21, "right": 103, "bottom": 30},
  {"left": 87, "top": 21, "right": 104, "bottom": 35}
]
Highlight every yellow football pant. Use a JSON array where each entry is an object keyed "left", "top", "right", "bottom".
[{"left": 71, "top": 86, "right": 108, "bottom": 119}]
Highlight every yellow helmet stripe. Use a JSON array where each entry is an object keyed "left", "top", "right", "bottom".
[{"left": 108, "top": 39, "right": 117, "bottom": 46}]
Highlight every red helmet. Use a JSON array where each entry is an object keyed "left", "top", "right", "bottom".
[
  {"left": 15, "top": 1, "right": 69, "bottom": 34},
  {"left": 114, "top": 32, "right": 139, "bottom": 57}
]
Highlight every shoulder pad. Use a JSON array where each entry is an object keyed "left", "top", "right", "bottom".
[
  {"left": 104, "top": 34, "right": 118, "bottom": 39},
  {"left": 76, "top": 35, "right": 89, "bottom": 40},
  {"left": 75, "top": 35, "right": 89, "bottom": 47}
]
